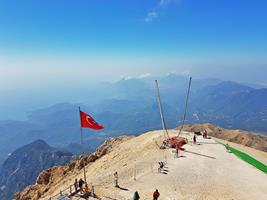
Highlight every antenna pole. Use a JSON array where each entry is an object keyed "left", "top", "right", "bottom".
[
  {"left": 178, "top": 77, "right": 192, "bottom": 137},
  {"left": 155, "top": 80, "right": 169, "bottom": 139}
]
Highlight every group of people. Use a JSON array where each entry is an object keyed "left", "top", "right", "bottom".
[
  {"left": 113, "top": 171, "right": 161, "bottom": 200},
  {"left": 73, "top": 178, "right": 90, "bottom": 199},
  {"left": 133, "top": 189, "right": 160, "bottom": 200},
  {"left": 71, "top": 130, "right": 209, "bottom": 199},
  {"left": 72, "top": 171, "right": 160, "bottom": 199},
  {"left": 193, "top": 129, "right": 208, "bottom": 144}
]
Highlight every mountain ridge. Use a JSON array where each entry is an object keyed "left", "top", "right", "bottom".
[
  {"left": 15, "top": 124, "right": 267, "bottom": 200},
  {"left": 0, "top": 140, "right": 73, "bottom": 200},
  {"left": 1, "top": 75, "right": 267, "bottom": 166}
]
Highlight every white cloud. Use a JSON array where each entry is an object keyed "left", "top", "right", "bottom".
[
  {"left": 159, "top": 0, "right": 176, "bottom": 7},
  {"left": 145, "top": 0, "right": 179, "bottom": 22},
  {"left": 138, "top": 73, "right": 152, "bottom": 78},
  {"left": 180, "top": 70, "right": 190, "bottom": 76},
  {"left": 120, "top": 75, "right": 133, "bottom": 80},
  {"left": 124, "top": 76, "right": 133, "bottom": 80},
  {"left": 145, "top": 11, "right": 158, "bottom": 22}
]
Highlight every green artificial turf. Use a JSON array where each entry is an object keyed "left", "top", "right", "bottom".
[{"left": 225, "top": 144, "right": 267, "bottom": 174}]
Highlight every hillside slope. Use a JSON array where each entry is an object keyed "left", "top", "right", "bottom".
[
  {"left": 180, "top": 123, "right": 267, "bottom": 152},
  {"left": 15, "top": 130, "right": 267, "bottom": 200},
  {"left": 0, "top": 140, "right": 72, "bottom": 200}
]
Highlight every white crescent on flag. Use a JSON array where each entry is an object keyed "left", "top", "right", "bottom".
[
  {"left": 86, "top": 116, "right": 94, "bottom": 126},
  {"left": 80, "top": 110, "right": 104, "bottom": 130}
]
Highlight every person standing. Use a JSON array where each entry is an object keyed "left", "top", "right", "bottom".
[
  {"left": 74, "top": 178, "right": 79, "bottom": 192},
  {"left": 83, "top": 183, "right": 89, "bottom": 193},
  {"left": 193, "top": 134, "right": 197, "bottom": 144},
  {"left": 81, "top": 183, "right": 90, "bottom": 199},
  {"left": 226, "top": 143, "right": 230, "bottom": 152},
  {"left": 133, "top": 191, "right": 140, "bottom": 200},
  {"left": 78, "top": 178, "right": 85, "bottom": 193},
  {"left": 203, "top": 129, "right": 207, "bottom": 139},
  {"left": 153, "top": 189, "right": 160, "bottom": 200},
  {"left": 114, "top": 171, "right": 119, "bottom": 187}
]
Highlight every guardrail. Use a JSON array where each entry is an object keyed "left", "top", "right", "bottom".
[
  {"left": 46, "top": 160, "right": 165, "bottom": 200},
  {"left": 48, "top": 184, "right": 74, "bottom": 200},
  {"left": 46, "top": 162, "right": 157, "bottom": 200},
  {"left": 48, "top": 184, "right": 95, "bottom": 200}
]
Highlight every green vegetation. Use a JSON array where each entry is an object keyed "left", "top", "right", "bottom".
[{"left": 226, "top": 145, "right": 267, "bottom": 174}]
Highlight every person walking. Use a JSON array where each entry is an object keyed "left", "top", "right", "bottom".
[
  {"left": 153, "top": 189, "right": 160, "bottom": 200},
  {"left": 133, "top": 191, "right": 140, "bottom": 200}
]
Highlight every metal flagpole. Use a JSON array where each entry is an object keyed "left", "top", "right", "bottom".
[
  {"left": 178, "top": 77, "right": 192, "bottom": 137},
  {"left": 155, "top": 80, "right": 169, "bottom": 139},
  {"left": 79, "top": 106, "right": 87, "bottom": 183}
]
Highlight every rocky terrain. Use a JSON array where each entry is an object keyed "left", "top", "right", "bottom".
[
  {"left": 0, "top": 140, "right": 72, "bottom": 200},
  {"left": 14, "top": 136, "right": 132, "bottom": 200},
  {"left": 15, "top": 126, "right": 267, "bottom": 200},
  {"left": 179, "top": 123, "right": 267, "bottom": 152}
]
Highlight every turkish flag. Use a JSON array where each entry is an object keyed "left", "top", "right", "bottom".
[{"left": 80, "top": 110, "right": 104, "bottom": 130}]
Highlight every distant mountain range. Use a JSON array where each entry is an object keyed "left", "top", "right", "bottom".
[
  {"left": 0, "top": 74, "right": 266, "bottom": 168},
  {"left": 0, "top": 140, "right": 72, "bottom": 200}
]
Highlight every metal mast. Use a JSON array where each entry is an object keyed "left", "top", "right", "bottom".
[
  {"left": 155, "top": 80, "right": 170, "bottom": 139},
  {"left": 177, "top": 77, "right": 192, "bottom": 137}
]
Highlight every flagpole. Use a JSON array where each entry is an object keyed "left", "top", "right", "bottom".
[{"left": 79, "top": 106, "right": 87, "bottom": 183}]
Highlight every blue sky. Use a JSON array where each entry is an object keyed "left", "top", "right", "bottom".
[
  {"left": 0, "top": 0, "right": 266, "bottom": 112},
  {"left": 1, "top": 0, "right": 266, "bottom": 57}
]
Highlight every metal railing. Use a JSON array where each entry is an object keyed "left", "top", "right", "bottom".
[
  {"left": 48, "top": 184, "right": 95, "bottom": 200},
  {"left": 47, "top": 160, "right": 165, "bottom": 200},
  {"left": 48, "top": 184, "right": 73, "bottom": 200}
]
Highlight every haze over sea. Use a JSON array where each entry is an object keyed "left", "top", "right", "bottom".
[{"left": 0, "top": 0, "right": 266, "bottom": 119}]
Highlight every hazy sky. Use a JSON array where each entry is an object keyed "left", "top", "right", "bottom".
[{"left": 0, "top": 0, "right": 267, "bottom": 119}]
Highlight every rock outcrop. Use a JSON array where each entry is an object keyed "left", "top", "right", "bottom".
[
  {"left": 0, "top": 140, "right": 72, "bottom": 200},
  {"left": 14, "top": 136, "right": 133, "bottom": 200},
  {"left": 178, "top": 123, "right": 267, "bottom": 152}
]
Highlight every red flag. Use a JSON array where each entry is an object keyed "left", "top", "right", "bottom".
[{"left": 80, "top": 110, "right": 104, "bottom": 130}]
